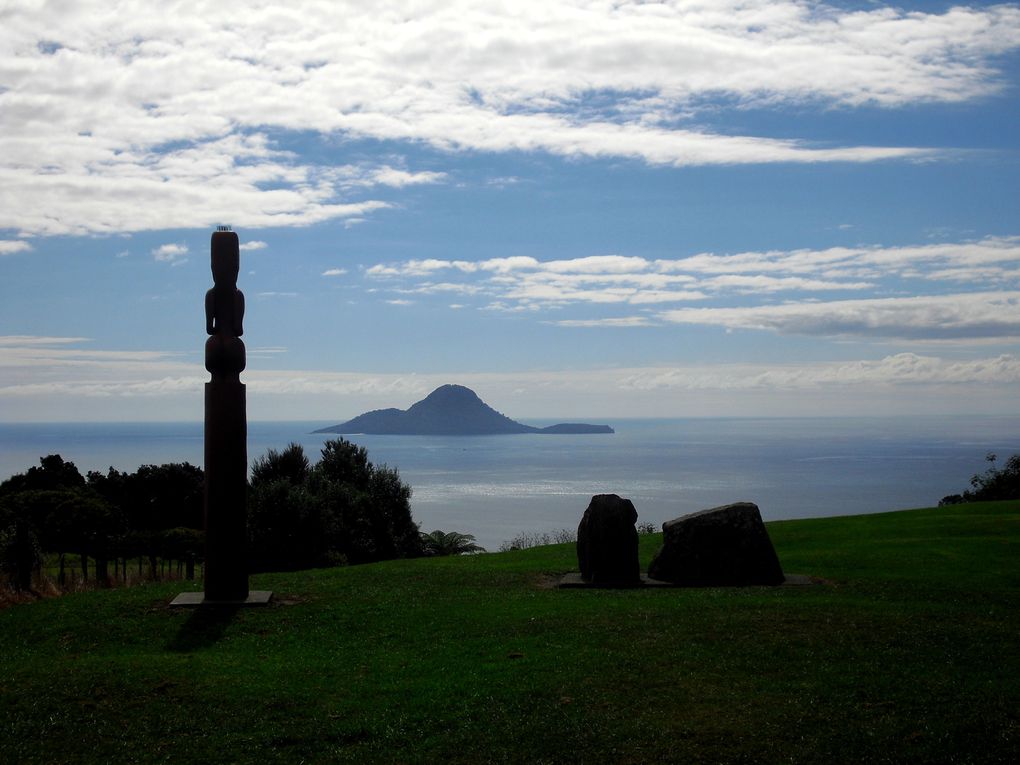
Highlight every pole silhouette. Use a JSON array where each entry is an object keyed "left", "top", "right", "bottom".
[{"left": 203, "top": 227, "right": 249, "bottom": 601}]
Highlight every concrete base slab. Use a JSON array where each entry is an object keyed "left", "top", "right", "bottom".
[
  {"left": 169, "top": 590, "right": 273, "bottom": 607},
  {"left": 558, "top": 573, "right": 819, "bottom": 589}
]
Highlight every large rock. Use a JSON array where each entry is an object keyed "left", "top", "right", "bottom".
[
  {"left": 648, "top": 502, "right": 784, "bottom": 586},
  {"left": 576, "top": 494, "right": 641, "bottom": 587}
]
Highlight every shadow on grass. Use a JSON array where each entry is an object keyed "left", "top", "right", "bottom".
[{"left": 167, "top": 605, "right": 241, "bottom": 652}]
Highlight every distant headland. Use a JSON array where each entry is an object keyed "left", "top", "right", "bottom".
[{"left": 314, "top": 384, "right": 614, "bottom": 436}]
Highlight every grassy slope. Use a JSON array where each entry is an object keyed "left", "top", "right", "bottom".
[{"left": 2, "top": 501, "right": 1018, "bottom": 764}]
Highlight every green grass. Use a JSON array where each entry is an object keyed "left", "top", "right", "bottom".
[{"left": 2, "top": 501, "right": 1019, "bottom": 764}]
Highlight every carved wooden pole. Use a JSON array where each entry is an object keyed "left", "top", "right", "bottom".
[{"left": 203, "top": 227, "right": 249, "bottom": 601}]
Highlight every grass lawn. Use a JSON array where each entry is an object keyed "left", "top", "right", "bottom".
[{"left": 2, "top": 501, "right": 1019, "bottom": 764}]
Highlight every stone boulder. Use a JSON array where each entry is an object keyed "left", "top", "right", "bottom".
[
  {"left": 576, "top": 494, "right": 641, "bottom": 587},
  {"left": 648, "top": 502, "right": 784, "bottom": 586}
]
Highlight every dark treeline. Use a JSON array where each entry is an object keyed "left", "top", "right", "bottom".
[
  {"left": 938, "top": 454, "right": 1020, "bottom": 510},
  {"left": 0, "top": 455, "right": 204, "bottom": 591},
  {"left": 1, "top": 438, "right": 423, "bottom": 594},
  {"left": 248, "top": 439, "right": 422, "bottom": 571},
  {"left": 940, "top": 452, "right": 1020, "bottom": 506}
]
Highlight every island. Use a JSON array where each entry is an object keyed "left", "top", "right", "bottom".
[{"left": 314, "top": 384, "right": 614, "bottom": 436}]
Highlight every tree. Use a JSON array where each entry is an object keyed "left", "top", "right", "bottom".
[
  {"left": 1, "top": 454, "right": 85, "bottom": 496},
  {"left": 248, "top": 439, "right": 422, "bottom": 571},
  {"left": 120, "top": 463, "right": 204, "bottom": 577},
  {"left": 249, "top": 479, "right": 330, "bottom": 571},
  {"left": 420, "top": 530, "right": 486, "bottom": 556},
  {"left": 940, "top": 453, "right": 1020, "bottom": 506},
  {"left": 1, "top": 456, "right": 86, "bottom": 591},
  {"left": 251, "top": 442, "right": 310, "bottom": 487},
  {"left": 159, "top": 527, "right": 205, "bottom": 579},
  {"left": 1, "top": 456, "right": 205, "bottom": 592},
  {"left": 126, "top": 463, "right": 204, "bottom": 532},
  {"left": 314, "top": 438, "right": 373, "bottom": 488},
  {"left": 56, "top": 493, "right": 123, "bottom": 585},
  {"left": 0, "top": 495, "right": 41, "bottom": 591},
  {"left": 312, "top": 443, "right": 421, "bottom": 564}
]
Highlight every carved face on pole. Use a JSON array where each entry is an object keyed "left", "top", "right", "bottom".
[{"left": 211, "top": 245, "right": 239, "bottom": 289}]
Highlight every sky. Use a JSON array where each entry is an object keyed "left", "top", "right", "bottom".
[{"left": 1, "top": 0, "right": 1019, "bottom": 422}]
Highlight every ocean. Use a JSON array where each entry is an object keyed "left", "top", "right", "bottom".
[{"left": 2, "top": 416, "right": 1018, "bottom": 551}]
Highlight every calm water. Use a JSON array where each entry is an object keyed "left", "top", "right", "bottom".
[{"left": 2, "top": 417, "right": 1018, "bottom": 551}]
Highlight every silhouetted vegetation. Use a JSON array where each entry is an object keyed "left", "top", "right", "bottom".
[
  {"left": 2, "top": 439, "right": 424, "bottom": 596},
  {"left": 420, "top": 529, "right": 485, "bottom": 556},
  {"left": 496, "top": 519, "right": 657, "bottom": 553},
  {"left": 940, "top": 452, "right": 1020, "bottom": 506},
  {"left": 1, "top": 455, "right": 204, "bottom": 594},
  {"left": 498, "top": 527, "right": 576, "bottom": 552},
  {"left": 636, "top": 520, "right": 657, "bottom": 535},
  {"left": 248, "top": 439, "right": 422, "bottom": 571}
]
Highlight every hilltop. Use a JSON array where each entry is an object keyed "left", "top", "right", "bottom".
[{"left": 314, "top": 384, "right": 614, "bottom": 435}]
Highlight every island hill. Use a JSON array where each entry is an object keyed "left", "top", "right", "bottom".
[{"left": 314, "top": 384, "right": 614, "bottom": 436}]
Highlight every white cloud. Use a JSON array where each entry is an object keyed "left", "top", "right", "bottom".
[
  {"left": 555, "top": 317, "right": 654, "bottom": 328},
  {"left": 0, "top": 377, "right": 205, "bottom": 400},
  {"left": 0, "top": 336, "right": 193, "bottom": 405},
  {"left": 478, "top": 257, "right": 543, "bottom": 274},
  {"left": 628, "top": 290, "right": 710, "bottom": 305},
  {"left": 366, "top": 259, "right": 482, "bottom": 277},
  {"left": 374, "top": 238, "right": 1020, "bottom": 287},
  {"left": 3, "top": 2, "right": 1018, "bottom": 235},
  {"left": 0, "top": 240, "right": 32, "bottom": 255},
  {"left": 321, "top": 268, "right": 347, "bottom": 277},
  {"left": 543, "top": 255, "right": 650, "bottom": 274},
  {"left": 9, "top": 336, "right": 1019, "bottom": 395},
  {"left": 0, "top": 335, "right": 91, "bottom": 347},
  {"left": 501, "top": 280, "right": 707, "bottom": 307},
  {"left": 365, "top": 237, "right": 1020, "bottom": 333},
  {"left": 3, "top": 336, "right": 1018, "bottom": 420},
  {"left": 486, "top": 176, "right": 522, "bottom": 188},
  {"left": 0, "top": 134, "right": 394, "bottom": 236},
  {"left": 323, "top": 164, "right": 448, "bottom": 190},
  {"left": 702, "top": 274, "right": 874, "bottom": 292},
  {"left": 151, "top": 242, "right": 188, "bottom": 263},
  {"left": 659, "top": 291, "right": 1020, "bottom": 341},
  {"left": 403, "top": 282, "right": 485, "bottom": 296},
  {"left": 617, "top": 353, "right": 1020, "bottom": 391},
  {"left": 239, "top": 240, "right": 267, "bottom": 251},
  {"left": 665, "top": 237, "right": 1020, "bottom": 278},
  {"left": 362, "top": 167, "right": 447, "bottom": 188}
]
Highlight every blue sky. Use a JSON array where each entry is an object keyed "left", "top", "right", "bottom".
[{"left": 1, "top": 0, "right": 1019, "bottom": 421}]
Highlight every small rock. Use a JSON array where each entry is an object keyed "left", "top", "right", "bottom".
[
  {"left": 648, "top": 502, "right": 784, "bottom": 586},
  {"left": 576, "top": 494, "right": 641, "bottom": 587}
]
